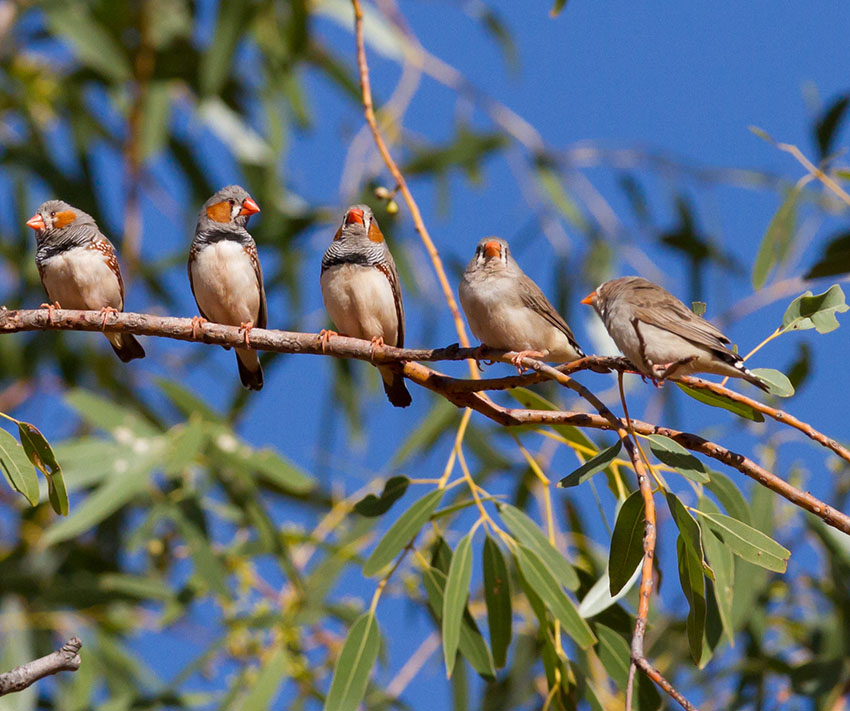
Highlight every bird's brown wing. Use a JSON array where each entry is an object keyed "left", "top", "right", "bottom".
[
  {"left": 245, "top": 241, "right": 267, "bottom": 330},
  {"left": 633, "top": 296, "right": 732, "bottom": 352},
  {"left": 376, "top": 256, "right": 405, "bottom": 348},
  {"left": 517, "top": 275, "right": 584, "bottom": 354}
]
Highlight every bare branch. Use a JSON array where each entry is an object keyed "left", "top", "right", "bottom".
[{"left": 0, "top": 637, "right": 82, "bottom": 697}]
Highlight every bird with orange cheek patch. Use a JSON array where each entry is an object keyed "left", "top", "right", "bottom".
[
  {"left": 188, "top": 185, "right": 267, "bottom": 391},
  {"left": 459, "top": 237, "right": 585, "bottom": 371},
  {"left": 320, "top": 204, "right": 412, "bottom": 408},
  {"left": 27, "top": 200, "right": 145, "bottom": 362}
]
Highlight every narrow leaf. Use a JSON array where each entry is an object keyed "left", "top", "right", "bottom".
[
  {"left": 17, "top": 422, "right": 67, "bottom": 515},
  {"left": 804, "top": 231, "right": 850, "bottom": 279},
  {"left": 550, "top": 0, "right": 568, "bottom": 17},
  {"left": 676, "top": 383, "right": 765, "bottom": 422},
  {"left": 698, "top": 511, "right": 790, "bottom": 572},
  {"left": 0, "top": 428, "right": 40, "bottom": 506},
  {"left": 498, "top": 503, "right": 578, "bottom": 590},
  {"left": 482, "top": 536, "right": 512, "bottom": 668},
  {"left": 595, "top": 625, "right": 662, "bottom": 710},
  {"left": 514, "top": 545, "right": 596, "bottom": 648},
  {"left": 200, "top": 1, "right": 253, "bottom": 95},
  {"left": 752, "top": 187, "right": 799, "bottom": 290},
  {"left": 443, "top": 533, "right": 474, "bottom": 677},
  {"left": 324, "top": 612, "right": 380, "bottom": 711},
  {"left": 363, "top": 488, "right": 444, "bottom": 577},
  {"left": 354, "top": 476, "right": 410, "bottom": 517},
  {"left": 578, "top": 566, "right": 641, "bottom": 619},
  {"left": 646, "top": 435, "right": 709, "bottom": 483},
  {"left": 705, "top": 470, "right": 751, "bottom": 524},
  {"left": 608, "top": 489, "right": 646, "bottom": 595},
  {"left": 676, "top": 536, "right": 706, "bottom": 663},
  {"left": 242, "top": 649, "right": 288, "bottom": 711},
  {"left": 699, "top": 498, "right": 736, "bottom": 645},
  {"left": 557, "top": 439, "right": 622, "bottom": 488},
  {"left": 666, "top": 493, "right": 712, "bottom": 580}
]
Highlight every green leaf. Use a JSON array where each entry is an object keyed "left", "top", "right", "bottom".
[
  {"left": 595, "top": 625, "right": 662, "bottom": 710},
  {"left": 578, "top": 566, "right": 641, "bottom": 619},
  {"left": 748, "top": 368, "right": 795, "bottom": 397},
  {"left": 691, "top": 301, "right": 707, "bottom": 317},
  {"left": 509, "top": 388, "right": 597, "bottom": 451},
  {"left": 43, "top": 6, "right": 132, "bottom": 82},
  {"left": 665, "top": 493, "right": 711, "bottom": 579},
  {"left": 443, "top": 532, "right": 474, "bottom": 677},
  {"left": 98, "top": 573, "right": 174, "bottom": 602},
  {"left": 482, "top": 536, "right": 512, "bottom": 668},
  {"left": 249, "top": 449, "right": 314, "bottom": 494},
  {"left": 17, "top": 421, "right": 68, "bottom": 515},
  {"left": 781, "top": 284, "right": 848, "bottom": 334},
  {"left": 646, "top": 435, "right": 709, "bottom": 483},
  {"left": 752, "top": 187, "right": 799, "bottom": 290},
  {"left": 157, "top": 378, "right": 222, "bottom": 422},
  {"left": 804, "top": 231, "right": 850, "bottom": 279},
  {"left": 705, "top": 470, "right": 751, "bottom": 524},
  {"left": 323, "top": 611, "right": 380, "bottom": 711},
  {"left": 557, "top": 439, "right": 622, "bottom": 488},
  {"left": 42, "top": 452, "right": 160, "bottom": 545},
  {"left": 550, "top": 0, "right": 568, "bottom": 17},
  {"left": 200, "top": 2, "right": 253, "bottom": 95},
  {"left": 421, "top": 565, "right": 495, "bottom": 679},
  {"left": 363, "top": 488, "right": 444, "bottom": 577},
  {"left": 140, "top": 81, "right": 172, "bottom": 160},
  {"left": 65, "top": 389, "right": 160, "bottom": 438},
  {"left": 242, "top": 649, "right": 288, "bottom": 711},
  {"left": 163, "top": 416, "right": 208, "bottom": 477},
  {"left": 676, "top": 383, "right": 765, "bottom": 422},
  {"left": 699, "top": 498, "right": 736, "bottom": 645},
  {"left": 514, "top": 545, "right": 596, "bottom": 649},
  {"left": 815, "top": 94, "right": 849, "bottom": 159},
  {"left": 697, "top": 511, "right": 790, "bottom": 572},
  {"left": 354, "top": 476, "right": 410, "bottom": 517},
  {"left": 498, "top": 503, "right": 579, "bottom": 590},
  {"left": 609, "top": 490, "right": 646, "bottom": 595},
  {"left": 0, "top": 427, "right": 40, "bottom": 506},
  {"left": 749, "top": 125, "right": 775, "bottom": 143},
  {"left": 676, "top": 536, "right": 707, "bottom": 663},
  {"left": 168, "top": 504, "right": 229, "bottom": 596}
]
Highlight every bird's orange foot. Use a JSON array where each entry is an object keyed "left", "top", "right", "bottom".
[
  {"left": 191, "top": 316, "right": 208, "bottom": 339},
  {"left": 239, "top": 321, "right": 255, "bottom": 348},
  {"left": 318, "top": 329, "right": 338, "bottom": 353},
  {"left": 98, "top": 305, "right": 120, "bottom": 329},
  {"left": 39, "top": 301, "right": 61, "bottom": 324},
  {"left": 510, "top": 350, "right": 545, "bottom": 375},
  {"left": 369, "top": 336, "right": 385, "bottom": 361}
]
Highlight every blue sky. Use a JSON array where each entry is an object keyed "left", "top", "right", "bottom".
[{"left": 5, "top": 1, "right": 850, "bottom": 708}]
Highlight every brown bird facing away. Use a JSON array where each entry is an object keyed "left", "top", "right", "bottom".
[
  {"left": 320, "top": 204, "right": 412, "bottom": 408},
  {"left": 188, "top": 185, "right": 266, "bottom": 391},
  {"left": 582, "top": 276, "right": 769, "bottom": 391},
  {"left": 459, "top": 237, "right": 585, "bottom": 370},
  {"left": 27, "top": 200, "right": 145, "bottom": 362}
]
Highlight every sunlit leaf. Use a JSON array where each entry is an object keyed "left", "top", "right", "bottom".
[
  {"left": 578, "top": 566, "right": 641, "bottom": 619},
  {"left": 666, "top": 493, "right": 712, "bottom": 580},
  {"left": 698, "top": 511, "right": 790, "bottom": 572},
  {"left": 748, "top": 368, "right": 795, "bottom": 397},
  {"left": 608, "top": 489, "right": 645, "bottom": 595},
  {"left": 781, "top": 284, "right": 848, "bottom": 334},
  {"left": 242, "top": 649, "right": 289, "bottom": 711},
  {"left": 363, "top": 488, "right": 444, "bottom": 577},
  {"left": 646, "top": 435, "right": 709, "bottom": 483},
  {"left": 0, "top": 427, "right": 39, "bottom": 506},
  {"left": 705, "top": 470, "right": 751, "bottom": 524},
  {"left": 676, "top": 383, "right": 765, "bottom": 422},
  {"left": 752, "top": 187, "right": 799, "bottom": 290},
  {"left": 699, "top": 498, "right": 736, "bottom": 645},
  {"left": 443, "top": 532, "right": 474, "bottom": 677},
  {"left": 17, "top": 421, "right": 67, "bottom": 514},
  {"left": 323, "top": 611, "right": 380, "bottom": 711},
  {"left": 558, "top": 439, "right": 622, "bottom": 488}
]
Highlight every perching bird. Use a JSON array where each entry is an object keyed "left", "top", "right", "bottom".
[
  {"left": 459, "top": 237, "right": 585, "bottom": 369},
  {"left": 320, "top": 204, "right": 412, "bottom": 408},
  {"left": 582, "top": 276, "right": 769, "bottom": 391},
  {"left": 26, "top": 200, "right": 145, "bottom": 362},
  {"left": 188, "top": 185, "right": 266, "bottom": 391}
]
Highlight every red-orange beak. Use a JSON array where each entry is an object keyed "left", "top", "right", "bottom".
[
  {"left": 580, "top": 291, "right": 596, "bottom": 306},
  {"left": 483, "top": 240, "right": 502, "bottom": 259},
  {"left": 345, "top": 207, "right": 365, "bottom": 225},
  {"left": 26, "top": 213, "right": 45, "bottom": 231},
  {"left": 239, "top": 197, "right": 260, "bottom": 216}
]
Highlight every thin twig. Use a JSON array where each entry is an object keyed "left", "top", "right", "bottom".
[{"left": 0, "top": 637, "right": 82, "bottom": 697}]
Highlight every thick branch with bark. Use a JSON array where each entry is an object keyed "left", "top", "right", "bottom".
[{"left": 0, "top": 638, "right": 82, "bottom": 697}]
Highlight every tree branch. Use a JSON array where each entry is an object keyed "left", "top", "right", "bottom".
[{"left": 0, "top": 637, "right": 82, "bottom": 697}]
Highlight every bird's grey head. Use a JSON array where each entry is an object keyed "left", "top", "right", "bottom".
[
  {"left": 26, "top": 200, "right": 96, "bottom": 245},
  {"left": 333, "top": 204, "right": 384, "bottom": 246},
  {"left": 197, "top": 185, "right": 260, "bottom": 232},
  {"left": 471, "top": 237, "right": 511, "bottom": 269}
]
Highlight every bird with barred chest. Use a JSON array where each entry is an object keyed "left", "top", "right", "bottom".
[
  {"left": 26, "top": 200, "right": 145, "bottom": 362},
  {"left": 320, "top": 204, "right": 412, "bottom": 408},
  {"left": 188, "top": 185, "right": 266, "bottom": 391},
  {"left": 459, "top": 237, "right": 585, "bottom": 370},
  {"left": 582, "top": 276, "right": 769, "bottom": 391}
]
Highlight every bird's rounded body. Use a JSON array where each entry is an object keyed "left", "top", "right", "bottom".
[
  {"left": 459, "top": 238, "right": 584, "bottom": 364},
  {"left": 40, "top": 243, "right": 123, "bottom": 314},
  {"left": 190, "top": 239, "right": 262, "bottom": 329},
  {"left": 320, "top": 262, "right": 401, "bottom": 346}
]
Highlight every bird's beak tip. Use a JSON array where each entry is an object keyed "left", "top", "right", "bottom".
[
  {"left": 345, "top": 208, "right": 365, "bottom": 225},
  {"left": 25, "top": 214, "right": 45, "bottom": 231},
  {"left": 483, "top": 240, "right": 502, "bottom": 258},
  {"left": 580, "top": 292, "right": 596, "bottom": 306},
  {"left": 240, "top": 198, "right": 260, "bottom": 216}
]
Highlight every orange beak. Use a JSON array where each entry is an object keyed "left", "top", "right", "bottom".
[
  {"left": 239, "top": 197, "right": 260, "bottom": 216},
  {"left": 345, "top": 207, "right": 365, "bottom": 225},
  {"left": 580, "top": 291, "right": 596, "bottom": 306},
  {"left": 26, "top": 213, "right": 45, "bottom": 231},
  {"left": 483, "top": 240, "right": 502, "bottom": 259}
]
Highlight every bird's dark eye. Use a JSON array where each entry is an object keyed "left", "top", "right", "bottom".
[
  {"left": 50, "top": 211, "right": 55, "bottom": 218},
  {"left": 228, "top": 199, "right": 235, "bottom": 206}
]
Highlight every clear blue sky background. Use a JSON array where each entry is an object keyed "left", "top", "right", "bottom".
[{"left": 6, "top": 1, "right": 850, "bottom": 708}]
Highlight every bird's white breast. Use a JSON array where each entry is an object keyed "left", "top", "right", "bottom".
[
  {"left": 191, "top": 240, "right": 260, "bottom": 326},
  {"left": 321, "top": 263, "right": 399, "bottom": 344},
  {"left": 41, "top": 246, "right": 123, "bottom": 310}
]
